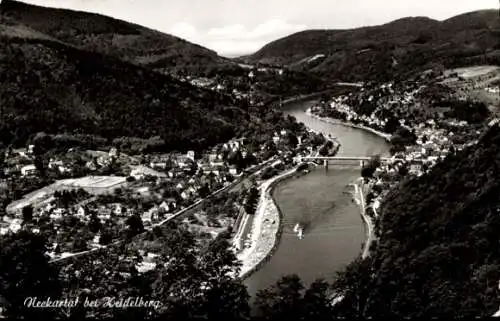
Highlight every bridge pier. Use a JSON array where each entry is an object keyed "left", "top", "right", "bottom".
[
  {"left": 360, "top": 160, "right": 365, "bottom": 168},
  {"left": 323, "top": 159, "right": 329, "bottom": 170}
]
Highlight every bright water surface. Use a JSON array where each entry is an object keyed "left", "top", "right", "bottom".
[{"left": 244, "top": 100, "right": 390, "bottom": 297}]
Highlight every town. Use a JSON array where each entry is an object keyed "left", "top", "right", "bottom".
[
  {"left": 307, "top": 65, "right": 500, "bottom": 248},
  {"left": 0, "top": 110, "right": 336, "bottom": 271},
  {"left": 1, "top": 63, "right": 498, "bottom": 275},
  {"left": 1, "top": 0, "right": 500, "bottom": 318}
]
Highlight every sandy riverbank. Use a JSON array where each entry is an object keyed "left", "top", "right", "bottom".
[
  {"left": 306, "top": 109, "right": 392, "bottom": 142},
  {"left": 353, "top": 178, "right": 375, "bottom": 259},
  {"left": 236, "top": 167, "right": 301, "bottom": 279}
]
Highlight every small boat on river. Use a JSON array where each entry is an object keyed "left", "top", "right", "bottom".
[
  {"left": 293, "top": 223, "right": 304, "bottom": 239},
  {"left": 297, "top": 228, "right": 303, "bottom": 239}
]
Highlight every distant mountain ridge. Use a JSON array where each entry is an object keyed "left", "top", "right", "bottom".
[
  {"left": 246, "top": 10, "right": 500, "bottom": 81},
  {"left": 0, "top": 0, "right": 237, "bottom": 76}
]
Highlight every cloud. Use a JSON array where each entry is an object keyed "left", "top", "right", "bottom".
[
  {"left": 169, "top": 22, "right": 200, "bottom": 42},
  {"left": 209, "top": 40, "right": 269, "bottom": 57},
  {"left": 206, "top": 19, "right": 307, "bottom": 56},
  {"left": 208, "top": 24, "right": 246, "bottom": 37},
  {"left": 208, "top": 19, "right": 307, "bottom": 41},
  {"left": 251, "top": 19, "right": 307, "bottom": 39}
]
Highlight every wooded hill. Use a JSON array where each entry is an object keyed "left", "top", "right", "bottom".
[
  {"left": 247, "top": 11, "right": 500, "bottom": 81},
  {"left": 0, "top": 19, "right": 248, "bottom": 152},
  {"left": 0, "top": 0, "right": 240, "bottom": 76},
  {"left": 332, "top": 124, "right": 500, "bottom": 318}
]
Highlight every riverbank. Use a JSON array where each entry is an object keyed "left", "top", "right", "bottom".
[
  {"left": 353, "top": 178, "right": 375, "bottom": 259},
  {"left": 306, "top": 109, "right": 392, "bottom": 142},
  {"left": 236, "top": 166, "right": 307, "bottom": 279}
]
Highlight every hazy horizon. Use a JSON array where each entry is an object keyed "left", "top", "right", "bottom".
[{"left": 16, "top": 0, "right": 500, "bottom": 57}]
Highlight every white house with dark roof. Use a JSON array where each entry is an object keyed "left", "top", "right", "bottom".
[{"left": 21, "top": 164, "right": 37, "bottom": 176}]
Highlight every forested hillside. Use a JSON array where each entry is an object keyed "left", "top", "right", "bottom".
[
  {"left": 332, "top": 124, "right": 500, "bottom": 318},
  {"left": 0, "top": 33, "right": 246, "bottom": 152},
  {"left": 247, "top": 11, "right": 500, "bottom": 81},
  {"left": 0, "top": 0, "right": 239, "bottom": 76}
]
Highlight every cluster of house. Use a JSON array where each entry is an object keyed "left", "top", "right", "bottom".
[
  {"left": 179, "top": 65, "right": 284, "bottom": 103},
  {"left": 485, "top": 86, "right": 500, "bottom": 94},
  {"left": 84, "top": 148, "right": 120, "bottom": 171},
  {"left": 313, "top": 81, "right": 430, "bottom": 132},
  {"left": 1, "top": 193, "right": 118, "bottom": 238},
  {"left": 317, "top": 96, "right": 388, "bottom": 128},
  {"left": 3, "top": 146, "right": 124, "bottom": 178},
  {"left": 0, "top": 216, "right": 22, "bottom": 235},
  {"left": 394, "top": 120, "right": 458, "bottom": 175},
  {"left": 365, "top": 123, "right": 460, "bottom": 217},
  {"left": 310, "top": 78, "right": 490, "bottom": 214},
  {"left": 132, "top": 139, "right": 249, "bottom": 204},
  {"left": 247, "top": 68, "right": 283, "bottom": 78},
  {"left": 0, "top": 120, "right": 302, "bottom": 251},
  {"left": 364, "top": 114, "right": 489, "bottom": 220},
  {"left": 3, "top": 145, "right": 36, "bottom": 177},
  {"left": 185, "top": 77, "right": 229, "bottom": 93}
]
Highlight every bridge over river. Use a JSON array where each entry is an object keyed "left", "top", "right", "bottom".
[{"left": 300, "top": 156, "right": 393, "bottom": 168}]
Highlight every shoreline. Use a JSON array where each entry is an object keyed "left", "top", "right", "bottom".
[
  {"left": 306, "top": 109, "right": 392, "bottom": 142},
  {"left": 236, "top": 103, "right": 383, "bottom": 281},
  {"left": 236, "top": 166, "right": 304, "bottom": 280},
  {"left": 353, "top": 178, "right": 375, "bottom": 259}
]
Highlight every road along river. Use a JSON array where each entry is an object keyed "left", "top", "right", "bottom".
[{"left": 243, "top": 99, "right": 390, "bottom": 297}]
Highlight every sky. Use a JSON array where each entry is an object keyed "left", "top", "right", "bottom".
[{"left": 21, "top": 0, "right": 499, "bottom": 57}]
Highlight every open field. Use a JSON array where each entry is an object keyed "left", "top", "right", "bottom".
[
  {"left": 7, "top": 176, "right": 126, "bottom": 214},
  {"left": 445, "top": 65, "right": 500, "bottom": 79},
  {"left": 66, "top": 176, "right": 126, "bottom": 189}
]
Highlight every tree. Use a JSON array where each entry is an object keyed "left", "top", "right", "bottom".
[
  {"left": 195, "top": 231, "right": 250, "bottom": 319},
  {"left": 125, "top": 213, "right": 144, "bottom": 238},
  {"left": 331, "top": 257, "right": 372, "bottom": 318},
  {"left": 337, "top": 125, "right": 500, "bottom": 318},
  {"left": 72, "top": 234, "right": 89, "bottom": 252},
  {"left": 383, "top": 115, "right": 400, "bottom": 134},
  {"left": 391, "top": 127, "right": 417, "bottom": 148},
  {"left": 99, "top": 228, "right": 113, "bottom": 246},
  {"left": 255, "top": 274, "right": 304, "bottom": 320},
  {"left": 244, "top": 186, "right": 259, "bottom": 215},
  {"left": 88, "top": 212, "right": 101, "bottom": 234},
  {"left": 361, "top": 155, "right": 381, "bottom": 179},
  {"left": 227, "top": 150, "right": 245, "bottom": 170},
  {"left": 34, "top": 154, "right": 46, "bottom": 177},
  {"left": 198, "top": 183, "right": 210, "bottom": 199},
  {"left": 301, "top": 279, "right": 334, "bottom": 319},
  {"left": 0, "top": 231, "right": 61, "bottom": 319},
  {"left": 32, "top": 132, "right": 52, "bottom": 178},
  {"left": 286, "top": 133, "right": 299, "bottom": 148},
  {"left": 22, "top": 205, "right": 33, "bottom": 224},
  {"left": 0, "top": 148, "right": 5, "bottom": 178}
]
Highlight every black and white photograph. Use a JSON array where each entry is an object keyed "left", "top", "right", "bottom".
[{"left": 0, "top": 0, "right": 499, "bottom": 319}]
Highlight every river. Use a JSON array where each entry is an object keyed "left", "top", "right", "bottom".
[{"left": 243, "top": 99, "right": 390, "bottom": 298}]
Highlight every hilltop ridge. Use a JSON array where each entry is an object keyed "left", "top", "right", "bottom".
[
  {"left": 247, "top": 10, "right": 500, "bottom": 81},
  {"left": 0, "top": 0, "right": 237, "bottom": 76}
]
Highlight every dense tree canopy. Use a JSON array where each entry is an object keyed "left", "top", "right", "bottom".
[
  {"left": 0, "top": 231, "right": 62, "bottom": 319},
  {"left": 332, "top": 124, "right": 500, "bottom": 318}
]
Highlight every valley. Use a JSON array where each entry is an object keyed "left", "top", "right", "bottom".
[{"left": 0, "top": 0, "right": 499, "bottom": 319}]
